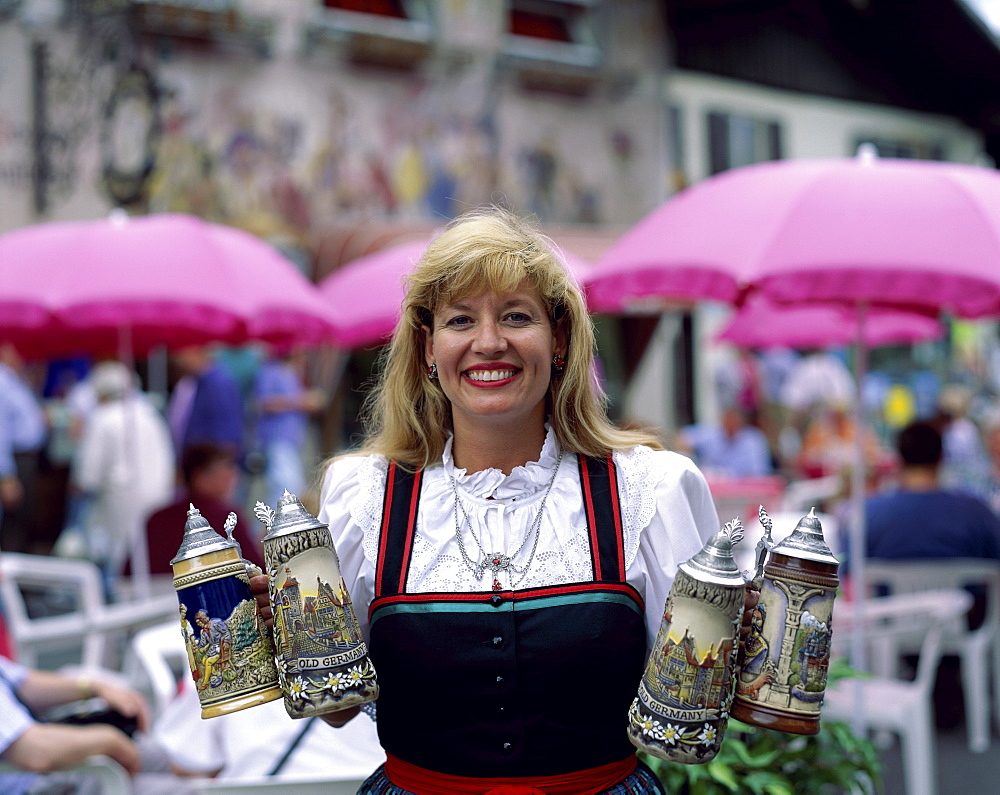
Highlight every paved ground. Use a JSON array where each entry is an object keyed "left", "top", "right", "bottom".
[{"left": 877, "top": 722, "right": 999, "bottom": 794}]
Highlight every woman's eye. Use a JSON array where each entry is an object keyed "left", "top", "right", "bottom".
[
  {"left": 505, "top": 312, "right": 533, "bottom": 324},
  {"left": 444, "top": 315, "right": 472, "bottom": 328}
]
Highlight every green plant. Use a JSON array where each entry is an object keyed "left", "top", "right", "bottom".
[
  {"left": 640, "top": 662, "right": 881, "bottom": 794},
  {"left": 640, "top": 718, "right": 881, "bottom": 795}
]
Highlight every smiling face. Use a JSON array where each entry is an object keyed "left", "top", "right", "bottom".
[{"left": 424, "top": 284, "right": 565, "bottom": 438}]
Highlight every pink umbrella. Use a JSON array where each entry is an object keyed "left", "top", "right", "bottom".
[
  {"left": 0, "top": 212, "right": 339, "bottom": 595},
  {"left": 716, "top": 293, "right": 944, "bottom": 349},
  {"left": 585, "top": 152, "right": 1000, "bottom": 698},
  {"left": 320, "top": 239, "right": 428, "bottom": 349},
  {"left": 0, "top": 212, "right": 337, "bottom": 358},
  {"left": 320, "top": 238, "right": 593, "bottom": 349},
  {"left": 586, "top": 153, "right": 1000, "bottom": 316}
]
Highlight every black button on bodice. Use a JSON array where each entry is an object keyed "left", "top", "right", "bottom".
[
  {"left": 492, "top": 636, "right": 503, "bottom": 647},
  {"left": 496, "top": 675, "right": 504, "bottom": 684},
  {"left": 490, "top": 594, "right": 503, "bottom": 607},
  {"left": 502, "top": 742, "right": 513, "bottom": 753}
]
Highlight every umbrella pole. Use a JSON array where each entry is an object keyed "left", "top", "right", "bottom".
[
  {"left": 849, "top": 303, "right": 869, "bottom": 736},
  {"left": 147, "top": 344, "right": 169, "bottom": 411},
  {"left": 119, "top": 324, "right": 151, "bottom": 602}
]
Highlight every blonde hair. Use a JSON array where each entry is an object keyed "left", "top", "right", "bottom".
[{"left": 357, "top": 207, "right": 663, "bottom": 468}]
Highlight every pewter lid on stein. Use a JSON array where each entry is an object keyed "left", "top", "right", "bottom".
[
  {"left": 170, "top": 504, "right": 237, "bottom": 565},
  {"left": 678, "top": 518, "right": 747, "bottom": 586},
  {"left": 769, "top": 508, "right": 840, "bottom": 566},
  {"left": 256, "top": 490, "right": 327, "bottom": 540}
]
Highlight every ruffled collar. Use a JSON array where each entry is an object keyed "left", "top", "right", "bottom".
[{"left": 443, "top": 424, "right": 563, "bottom": 501}]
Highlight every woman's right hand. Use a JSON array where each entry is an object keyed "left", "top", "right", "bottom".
[
  {"left": 249, "top": 573, "right": 273, "bottom": 631},
  {"left": 319, "top": 704, "right": 360, "bottom": 728}
]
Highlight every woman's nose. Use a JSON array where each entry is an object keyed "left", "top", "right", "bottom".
[{"left": 473, "top": 319, "right": 507, "bottom": 354}]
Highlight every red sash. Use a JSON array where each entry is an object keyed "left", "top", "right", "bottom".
[{"left": 383, "top": 753, "right": 638, "bottom": 795}]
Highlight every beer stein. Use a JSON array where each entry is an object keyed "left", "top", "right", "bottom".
[
  {"left": 256, "top": 491, "right": 378, "bottom": 719},
  {"left": 731, "top": 508, "right": 839, "bottom": 735},
  {"left": 171, "top": 505, "right": 282, "bottom": 718},
  {"left": 628, "top": 519, "right": 747, "bottom": 764}
]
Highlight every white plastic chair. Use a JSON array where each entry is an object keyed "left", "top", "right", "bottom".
[
  {"left": 864, "top": 558, "right": 1000, "bottom": 753},
  {"left": 0, "top": 552, "right": 108, "bottom": 668},
  {"left": 123, "top": 620, "right": 190, "bottom": 718},
  {"left": 824, "top": 588, "right": 973, "bottom": 795},
  {"left": 0, "top": 552, "right": 178, "bottom": 670},
  {"left": 779, "top": 474, "right": 842, "bottom": 513}
]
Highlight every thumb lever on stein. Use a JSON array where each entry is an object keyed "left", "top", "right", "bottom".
[{"left": 746, "top": 504, "right": 775, "bottom": 586}]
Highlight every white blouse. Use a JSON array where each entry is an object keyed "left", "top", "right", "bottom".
[{"left": 318, "top": 427, "right": 720, "bottom": 654}]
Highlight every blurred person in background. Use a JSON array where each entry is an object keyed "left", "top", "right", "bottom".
[
  {"left": 858, "top": 419, "right": 1000, "bottom": 730},
  {"left": 933, "top": 383, "right": 989, "bottom": 494},
  {"left": 144, "top": 443, "right": 262, "bottom": 575},
  {"left": 864, "top": 420, "right": 1000, "bottom": 562},
  {"left": 0, "top": 652, "right": 193, "bottom": 794},
  {"left": 796, "top": 398, "right": 891, "bottom": 481},
  {"left": 677, "top": 405, "right": 774, "bottom": 478},
  {"left": 253, "top": 347, "right": 324, "bottom": 509},
  {"left": 778, "top": 349, "right": 856, "bottom": 419},
  {"left": 151, "top": 675, "right": 384, "bottom": 782},
  {"left": 167, "top": 346, "right": 244, "bottom": 465},
  {"left": 70, "top": 363, "right": 174, "bottom": 597},
  {"left": 971, "top": 409, "right": 1000, "bottom": 517},
  {"left": 0, "top": 344, "right": 47, "bottom": 554}
]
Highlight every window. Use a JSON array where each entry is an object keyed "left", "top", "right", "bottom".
[
  {"left": 707, "top": 111, "right": 782, "bottom": 175},
  {"left": 504, "top": 0, "right": 601, "bottom": 70},
  {"left": 305, "top": 0, "right": 434, "bottom": 67},
  {"left": 322, "top": 0, "right": 408, "bottom": 19},
  {"left": 853, "top": 136, "right": 946, "bottom": 160}
]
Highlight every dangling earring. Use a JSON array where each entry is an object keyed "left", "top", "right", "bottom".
[
  {"left": 427, "top": 363, "right": 438, "bottom": 380},
  {"left": 552, "top": 355, "right": 565, "bottom": 376}
]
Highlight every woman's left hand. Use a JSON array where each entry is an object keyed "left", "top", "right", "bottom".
[
  {"left": 250, "top": 573, "right": 274, "bottom": 631},
  {"left": 739, "top": 582, "right": 760, "bottom": 649}
]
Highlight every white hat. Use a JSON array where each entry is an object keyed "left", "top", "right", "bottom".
[{"left": 91, "top": 362, "right": 134, "bottom": 400}]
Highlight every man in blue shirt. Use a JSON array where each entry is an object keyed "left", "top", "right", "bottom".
[
  {"left": 253, "top": 349, "right": 322, "bottom": 508},
  {"left": 168, "top": 346, "right": 245, "bottom": 463},
  {"left": 865, "top": 421, "right": 1000, "bottom": 562},
  {"left": 861, "top": 420, "right": 1000, "bottom": 731},
  {"left": 679, "top": 406, "right": 774, "bottom": 478}
]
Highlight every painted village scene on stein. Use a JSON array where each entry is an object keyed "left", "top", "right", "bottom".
[
  {"left": 269, "top": 545, "right": 364, "bottom": 667},
  {"left": 629, "top": 506, "right": 841, "bottom": 764},
  {"left": 255, "top": 495, "right": 378, "bottom": 719},
  {"left": 629, "top": 518, "right": 747, "bottom": 764}
]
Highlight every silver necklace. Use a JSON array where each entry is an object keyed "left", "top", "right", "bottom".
[{"left": 451, "top": 451, "right": 565, "bottom": 591}]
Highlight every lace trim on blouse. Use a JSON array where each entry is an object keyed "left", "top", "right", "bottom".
[{"left": 349, "top": 439, "right": 670, "bottom": 579}]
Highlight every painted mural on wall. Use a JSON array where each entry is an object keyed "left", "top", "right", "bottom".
[
  {"left": 144, "top": 73, "right": 614, "bottom": 240},
  {"left": 0, "top": 9, "right": 654, "bottom": 236}
]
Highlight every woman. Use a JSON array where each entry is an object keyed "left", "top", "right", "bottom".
[{"left": 255, "top": 207, "right": 725, "bottom": 793}]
